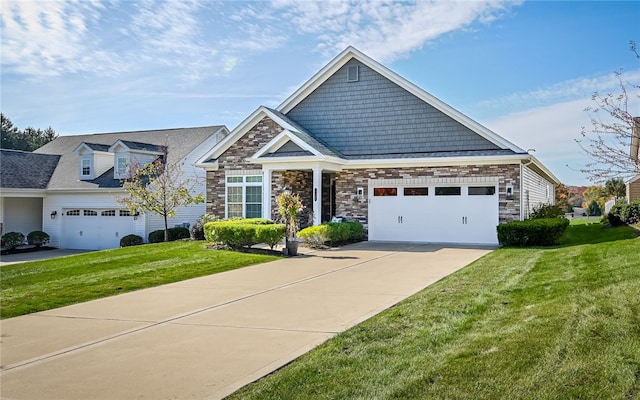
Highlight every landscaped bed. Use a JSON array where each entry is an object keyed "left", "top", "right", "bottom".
[
  {"left": 229, "top": 223, "right": 640, "bottom": 399},
  {"left": 0, "top": 241, "right": 280, "bottom": 319}
]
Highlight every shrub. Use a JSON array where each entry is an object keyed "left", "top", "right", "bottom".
[
  {"left": 2, "top": 232, "right": 25, "bottom": 250},
  {"left": 607, "top": 204, "right": 626, "bottom": 226},
  {"left": 204, "top": 219, "right": 284, "bottom": 249},
  {"left": 497, "top": 218, "right": 570, "bottom": 247},
  {"left": 120, "top": 234, "right": 143, "bottom": 247},
  {"left": 297, "top": 225, "right": 329, "bottom": 248},
  {"left": 255, "top": 224, "right": 286, "bottom": 249},
  {"left": 623, "top": 201, "right": 640, "bottom": 225},
  {"left": 148, "top": 227, "right": 190, "bottom": 243},
  {"left": 298, "top": 221, "right": 364, "bottom": 247},
  {"left": 27, "top": 231, "right": 50, "bottom": 247},
  {"left": 190, "top": 214, "right": 219, "bottom": 240},
  {"left": 529, "top": 203, "right": 563, "bottom": 219},
  {"left": 607, "top": 201, "right": 640, "bottom": 226}
]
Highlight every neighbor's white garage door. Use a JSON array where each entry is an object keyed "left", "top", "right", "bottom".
[
  {"left": 368, "top": 184, "right": 499, "bottom": 245},
  {"left": 61, "top": 209, "right": 136, "bottom": 250}
]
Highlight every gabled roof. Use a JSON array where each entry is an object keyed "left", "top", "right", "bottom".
[
  {"left": 73, "top": 143, "right": 111, "bottom": 154},
  {"left": 109, "top": 140, "right": 166, "bottom": 154},
  {"left": 196, "top": 106, "right": 341, "bottom": 166},
  {"left": 35, "top": 126, "right": 225, "bottom": 190},
  {"left": 0, "top": 149, "right": 60, "bottom": 189},
  {"left": 277, "top": 46, "right": 526, "bottom": 156}
]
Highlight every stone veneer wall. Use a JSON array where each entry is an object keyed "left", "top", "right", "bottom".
[
  {"left": 205, "top": 116, "right": 283, "bottom": 218},
  {"left": 271, "top": 170, "right": 314, "bottom": 229},
  {"left": 333, "top": 164, "right": 521, "bottom": 230}
]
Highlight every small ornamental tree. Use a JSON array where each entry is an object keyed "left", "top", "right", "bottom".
[
  {"left": 276, "top": 192, "right": 303, "bottom": 239},
  {"left": 117, "top": 159, "right": 204, "bottom": 242}
]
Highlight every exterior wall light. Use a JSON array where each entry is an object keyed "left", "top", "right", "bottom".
[{"left": 50, "top": 211, "right": 57, "bottom": 219}]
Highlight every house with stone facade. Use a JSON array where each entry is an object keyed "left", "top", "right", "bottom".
[{"left": 196, "top": 47, "right": 559, "bottom": 245}]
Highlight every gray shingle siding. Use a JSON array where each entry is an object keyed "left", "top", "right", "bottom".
[
  {"left": 286, "top": 59, "right": 502, "bottom": 158},
  {"left": 1, "top": 150, "right": 60, "bottom": 189}
]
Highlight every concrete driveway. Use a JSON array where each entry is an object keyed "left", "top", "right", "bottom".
[
  {"left": 1, "top": 249, "right": 91, "bottom": 266},
  {"left": 0, "top": 242, "right": 492, "bottom": 399}
]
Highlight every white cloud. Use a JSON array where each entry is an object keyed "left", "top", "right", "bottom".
[
  {"left": 480, "top": 69, "right": 640, "bottom": 110},
  {"left": 270, "top": 0, "right": 521, "bottom": 62},
  {"left": 484, "top": 83, "right": 640, "bottom": 185},
  {"left": 1, "top": 0, "right": 122, "bottom": 77}
]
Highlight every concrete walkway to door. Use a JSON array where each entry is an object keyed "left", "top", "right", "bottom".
[{"left": 0, "top": 242, "right": 492, "bottom": 400}]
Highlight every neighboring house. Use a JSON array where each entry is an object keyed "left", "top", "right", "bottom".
[
  {"left": 196, "top": 47, "right": 559, "bottom": 245},
  {"left": 627, "top": 117, "right": 640, "bottom": 202},
  {"left": 1, "top": 126, "right": 227, "bottom": 249},
  {"left": 0, "top": 150, "right": 60, "bottom": 239}
]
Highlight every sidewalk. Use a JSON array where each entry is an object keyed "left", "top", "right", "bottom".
[{"left": 0, "top": 242, "right": 492, "bottom": 399}]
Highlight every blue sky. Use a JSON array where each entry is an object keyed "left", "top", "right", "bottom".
[{"left": 2, "top": 0, "right": 639, "bottom": 186}]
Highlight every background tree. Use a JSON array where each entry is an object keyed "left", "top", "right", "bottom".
[
  {"left": 577, "top": 41, "right": 640, "bottom": 182},
  {"left": 605, "top": 178, "right": 626, "bottom": 201},
  {"left": 1, "top": 113, "right": 58, "bottom": 151},
  {"left": 582, "top": 185, "right": 606, "bottom": 212},
  {"left": 117, "top": 159, "right": 204, "bottom": 242},
  {"left": 555, "top": 183, "right": 570, "bottom": 213}
]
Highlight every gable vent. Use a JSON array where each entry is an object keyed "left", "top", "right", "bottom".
[{"left": 347, "top": 65, "right": 359, "bottom": 82}]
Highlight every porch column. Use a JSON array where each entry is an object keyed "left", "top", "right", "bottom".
[
  {"left": 263, "top": 168, "right": 272, "bottom": 220},
  {"left": 312, "top": 167, "right": 322, "bottom": 226}
]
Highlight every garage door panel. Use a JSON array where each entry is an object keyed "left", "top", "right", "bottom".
[
  {"left": 369, "top": 184, "right": 498, "bottom": 245},
  {"left": 62, "top": 209, "right": 135, "bottom": 250}
]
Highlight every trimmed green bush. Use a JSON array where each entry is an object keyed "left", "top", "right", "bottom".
[
  {"left": 607, "top": 201, "right": 640, "bottom": 226},
  {"left": 497, "top": 218, "right": 570, "bottom": 247},
  {"left": 2, "top": 232, "right": 25, "bottom": 250},
  {"left": 529, "top": 203, "right": 563, "bottom": 219},
  {"left": 623, "top": 201, "right": 640, "bottom": 225},
  {"left": 27, "top": 231, "right": 50, "bottom": 247},
  {"left": 148, "top": 227, "right": 190, "bottom": 243},
  {"left": 204, "top": 219, "right": 284, "bottom": 249},
  {"left": 297, "top": 225, "right": 329, "bottom": 248},
  {"left": 255, "top": 224, "right": 286, "bottom": 249},
  {"left": 298, "top": 221, "right": 364, "bottom": 248},
  {"left": 120, "top": 234, "right": 143, "bottom": 247}
]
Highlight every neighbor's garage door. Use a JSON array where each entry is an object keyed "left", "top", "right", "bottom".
[
  {"left": 61, "top": 209, "right": 136, "bottom": 250},
  {"left": 368, "top": 184, "right": 498, "bottom": 245}
]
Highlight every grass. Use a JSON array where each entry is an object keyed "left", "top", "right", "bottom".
[
  {"left": 229, "top": 223, "right": 640, "bottom": 400},
  {"left": 0, "top": 241, "right": 280, "bottom": 319}
]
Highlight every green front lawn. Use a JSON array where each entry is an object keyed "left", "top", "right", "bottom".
[
  {"left": 230, "top": 223, "right": 640, "bottom": 399},
  {"left": 0, "top": 241, "right": 279, "bottom": 319}
]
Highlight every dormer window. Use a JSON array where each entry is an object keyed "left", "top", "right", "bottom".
[
  {"left": 81, "top": 159, "right": 91, "bottom": 176},
  {"left": 117, "top": 157, "right": 128, "bottom": 177}
]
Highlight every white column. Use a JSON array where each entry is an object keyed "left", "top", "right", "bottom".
[
  {"left": 312, "top": 167, "right": 322, "bottom": 226},
  {"left": 263, "top": 168, "right": 272, "bottom": 220}
]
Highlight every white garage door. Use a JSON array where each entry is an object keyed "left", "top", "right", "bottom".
[
  {"left": 62, "top": 209, "right": 136, "bottom": 250},
  {"left": 368, "top": 184, "right": 499, "bottom": 245}
]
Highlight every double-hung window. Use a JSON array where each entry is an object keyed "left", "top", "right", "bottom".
[
  {"left": 226, "top": 175, "right": 263, "bottom": 218},
  {"left": 117, "top": 157, "right": 128, "bottom": 177},
  {"left": 81, "top": 159, "right": 91, "bottom": 176}
]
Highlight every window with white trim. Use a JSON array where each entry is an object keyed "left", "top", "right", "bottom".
[
  {"left": 117, "top": 157, "right": 128, "bottom": 177},
  {"left": 81, "top": 159, "right": 91, "bottom": 176},
  {"left": 226, "top": 175, "right": 263, "bottom": 218}
]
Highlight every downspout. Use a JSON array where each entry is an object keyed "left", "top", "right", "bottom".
[{"left": 520, "top": 155, "right": 535, "bottom": 220}]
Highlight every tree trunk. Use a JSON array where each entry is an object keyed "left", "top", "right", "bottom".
[{"left": 164, "top": 213, "right": 169, "bottom": 242}]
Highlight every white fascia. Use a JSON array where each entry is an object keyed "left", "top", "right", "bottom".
[
  {"left": 251, "top": 130, "right": 322, "bottom": 159},
  {"left": 44, "top": 188, "right": 126, "bottom": 194},
  {"left": 0, "top": 188, "right": 47, "bottom": 197}
]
